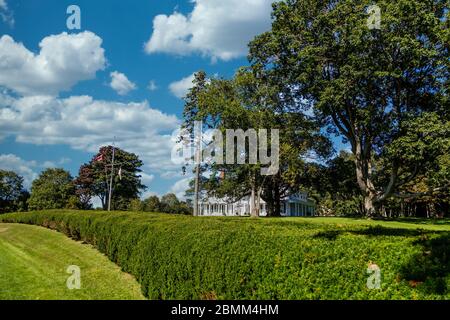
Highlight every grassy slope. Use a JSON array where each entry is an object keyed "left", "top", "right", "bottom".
[
  {"left": 0, "top": 223, "right": 145, "bottom": 300},
  {"left": 0, "top": 211, "right": 448, "bottom": 300}
]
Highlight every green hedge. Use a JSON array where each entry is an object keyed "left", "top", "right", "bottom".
[{"left": 1, "top": 210, "right": 448, "bottom": 299}]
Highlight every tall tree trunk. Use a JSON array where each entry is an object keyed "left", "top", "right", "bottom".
[
  {"left": 262, "top": 178, "right": 283, "bottom": 217},
  {"left": 193, "top": 124, "right": 201, "bottom": 217},
  {"left": 354, "top": 140, "right": 377, "bottom": 217},
  {"left": 364, "top": 193, "right": 376, "bottom": 217},
  {"left": 256, "top": 187, "right": 262, "bottom": 217},
  {"left": 267, "top": 201, "right": 274, "bottom": 216},
  {"left": 250, "top": 181, "right": 258, "bottom": 218},
  {"left": 273, "top": 181, "right": 281, "bottom": 217},
  {"left": 263, "top": 184, "right": 275, "bottom": 216},
  {"left": 101, "top": 195, "right": 106, "bottom": 210}
]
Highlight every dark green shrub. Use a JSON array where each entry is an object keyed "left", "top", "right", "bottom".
[{"left": 1, "top": 210, "right": 448, "bottom": 299}]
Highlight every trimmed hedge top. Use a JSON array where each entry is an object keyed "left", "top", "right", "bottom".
[{"left": 1, "top": 210, "right": 448, "bottom": 300}]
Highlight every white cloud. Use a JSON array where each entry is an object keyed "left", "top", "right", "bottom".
[
  {"left": 0, "top": 0, "right": 14, "bottom": 27},
  {"left": 110, "top": 71, "right": 137, "bottom": 95},
  {"left": 169, "top": 73, "right": 195, "bottom": 99},
  {"left": 144, "top": 0, "right": 273, "bottom": 61},
  {"left": 140, "top": 172, "right": 155, "bottom": 188},
  {"left": 0, "top": 154, "right": 77, "bottom": 189},
  {"left": 141, "top": 190, "right": 161, "bottom": 201},
  {"left": 0, "top": 154, "right": 38, "bottom": 189},
  {"left": 41, "top": 157, "right": 72, "bottom": 168},
  {"left": 0, "top": 31, "right": 106, "bottom": 96},
  {"left": 147, "top": 80, "right": 158, "bottom": 91},
  {"left": 0, "top": 93, "right": 182, "bottom": 176},
  {"left": 160, "top": 170, "right": 185, "bottom": 180},
  {"left": 42, "top": 161, "right": 57, "bottom": 168},
  {"left": 169, "top": 177, "right": 191, "bottom": 200},
  {"left": 59, "top": 157, "right": 72, "bottom": 165}
]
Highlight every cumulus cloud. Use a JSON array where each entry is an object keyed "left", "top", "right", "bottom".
[
  {"left": 0, "top": 93, "right": 182, "bottom": 176},
  {"left": 141, "top": 190, "right": 161, "bottom": 201},
  {"left": 0, "top": 154, "right": 38, "bottom": 189},
  {"left": 0, "top": 0, "right": 14, "bottom": 27},
  {"left": 41, "top": 157, "right": 72, "bottom": 169},
  {"left": 169, "top": 177, "right": 191, "bottom": 200},
  {"left": 169, "top": 73, "right": 195, "bottom": 99},
  {"left": 160, "top": 170, "right": 185, "bottom": 180},
  {"left": 59, "top": 157, "right": 72, "bottom": 165},
  {"left": 110, "top": 71, "right": 137, "bottom": 95},
  {"left": 140, "top": 172, "right": 155, "bottom": 188},
  {"left": 144, "top": 0, "right": 273, "bottom": 61},
  {"left": 0, "top": 31, "right": 106, "bottom": 96},
  {"left": 0, "top": 153, "right": 77, "bottom": 189}
]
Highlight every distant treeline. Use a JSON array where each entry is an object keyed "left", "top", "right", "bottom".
[{"left": 0, "top": 145, "right": 192, "bottom": 215}]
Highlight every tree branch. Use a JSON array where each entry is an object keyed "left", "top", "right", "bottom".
[
  {"left": 376, "top": 162, "right": 398, "bottom": 202},
  {"left": 393, "top": 184, "right": 450, "bottom": 199},
  {"left": 395, "top": 164, "right": 420, "bottom": 188}
]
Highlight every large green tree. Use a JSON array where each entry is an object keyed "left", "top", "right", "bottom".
[
  {"left": 183, "top": 70, "right": 331, "bottom": 216},
  {"left": 381, "top": 112, "right": 450, "bottom": 216},
  {"left": 249, "top": 0, "right": 449, "bottom": 215},
  {"left": 74, "top": 146, "right": 146, "bottom": 210},
  {"left": 142, "top": 195, "right": 162, "bottom": 212},
  {"left": 159, "top": 193, "right": 191, "bottom": 215},
  {"left": 73, "top": 164, "right": 94, "bottom": 209},
  {"left": 0, "top": 170, "right": 28, "bottom": 213},
  {"left": 28, "top": 168, "right": 75, "bottom": 210}
]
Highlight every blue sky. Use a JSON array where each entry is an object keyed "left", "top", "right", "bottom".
[{"left": 0, "top": 0, "right": 346, "bottom": 203}]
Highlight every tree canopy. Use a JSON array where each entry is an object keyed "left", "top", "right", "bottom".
[
  {"left": 74, "top": 146, "right": 146, "bottom": 210},
  {"left": 28, "top": 168, "right": 75, "bottom": 211},
  {"left": 0, "top": 170, "right": 28, "bottom": 213},
  {"left": 248, "top": 0, "right": 449, "bottom": 215},
  {"left": 182, "top": 69, "right": 332, "bottom": 216}
]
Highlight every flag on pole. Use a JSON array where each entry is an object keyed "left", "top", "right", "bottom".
[{"left": 94, "top": 154, "right": 104, "bottom": 162}]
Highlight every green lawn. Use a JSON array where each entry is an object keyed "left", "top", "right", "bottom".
[
  {"left": 0, "top": 223, "right": 145, "bottom": 300},
  {"left": 279, "top": 216, "right": 450, "bottom": 231}
]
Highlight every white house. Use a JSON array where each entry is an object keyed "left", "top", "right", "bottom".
[{"left": 198, "top": 192, "right": 316, "bottom": 217}]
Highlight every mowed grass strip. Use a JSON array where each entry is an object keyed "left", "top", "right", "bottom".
[
  {"left": 279, "top": 216, "right": 450, "bottom": 231},
  {"left": 0, "top": 223, "right": 145, "bottom": 300},
  {"left": 1, "top": 211, "right": 449, "bottom": 300}
]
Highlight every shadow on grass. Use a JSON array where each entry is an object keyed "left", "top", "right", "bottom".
[
  {"left": 350, "top": 226, "right": 431, "bottom": 237},
  {"left": 313, "top": 230, "right": 341, "bottom": 240},
  {"left": 372, "top": 217, "right": 450, "bottom": 226},
  {"left": 400, "top": 232, "right": 449, "bottom": 295},
  {"left": 313, "top": 225, "right": 434, "bottom": 240},
  {"left": 312, "top": 226, "right": 449, "bottom": 295}
]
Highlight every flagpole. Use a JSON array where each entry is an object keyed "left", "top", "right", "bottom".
[
  {"left": 107, "top": 139, "right": 116, "bottom": 212},
  {"left": 193, "top": 122, "right": 202, "bottom": 217}
]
